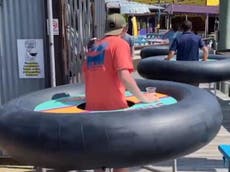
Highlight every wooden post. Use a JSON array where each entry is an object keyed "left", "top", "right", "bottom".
[{"left": 219, "top": 0, "right": 230, "bottom": 50}]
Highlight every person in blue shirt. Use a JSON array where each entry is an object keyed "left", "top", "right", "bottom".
[
  {"left": 162, "top": 23, "right": 181, "bottom": 46},
  {"left": 165, "top": 20, "right": 208, "bottom": 61},
  {"left": 121, "top": 25, "right": 135, "bottom": 58}
]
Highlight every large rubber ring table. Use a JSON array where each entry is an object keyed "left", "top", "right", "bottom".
[
  {"left": 140, "top": 46, "right": 169, "bottom": 59},
  {"left": 0, "top": 79, "right": 222, "bottom": 170},
  {"left": 137, "top": 54, "right": 230, "bottom": 84}
]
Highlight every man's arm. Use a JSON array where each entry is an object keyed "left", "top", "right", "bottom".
[
  {"left": 165, "top": 38, "right": 177, "bottom": 60},
  {"left": 202, "top": 46, "right": 209, "bottom": 61},
  {"left": 118, "top": 69, "right": 157, "bottom": 103},
  {"left": 131, "top": 46, "right": 135, "bottom": 58},
  {"left": 199, "top": 37, "right": 208, "bottom": 61},
  {"left": 130, "top": 35, "right": 135, "bottom": 58},
  {"left": 165, "top": 50, "right": 176, "bottom": 60}
]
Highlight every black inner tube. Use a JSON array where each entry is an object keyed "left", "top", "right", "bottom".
[
  {"left": 0, "top": 80, "right": 222, "bottom": 170},
  {"left": 138, "top": 54, "right": 230, "bottom": 83}
]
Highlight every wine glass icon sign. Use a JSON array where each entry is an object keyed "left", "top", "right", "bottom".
[{"left": 26, "top": 48, "right": 38, "bottom": 61}]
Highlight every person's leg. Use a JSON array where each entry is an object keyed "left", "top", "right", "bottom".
[{"left": 113, "top": 168, "right": 129, "bottom": 172}]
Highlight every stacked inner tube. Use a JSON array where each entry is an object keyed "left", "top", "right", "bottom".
[
  {"left": 138, "top": 52, "right": 230, "bottom": 84},
  {"left": 140, "top": 46, "right": 169, "bottom": 59},
  {"left": 0, "top": 79, "right": 222, "bottom": 170}
]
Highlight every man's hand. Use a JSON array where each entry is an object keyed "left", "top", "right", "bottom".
[{"left": 164, "top": 56, "right": 170, "bottom": 60}]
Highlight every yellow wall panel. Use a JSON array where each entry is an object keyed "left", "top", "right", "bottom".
[
  {"left": 207, "top": 0, "right": 219, "bottom": 6},
  {"left": 176, "top": 0, "right": 206, "bottom": 5}
]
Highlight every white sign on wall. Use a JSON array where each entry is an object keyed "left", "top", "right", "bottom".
[
  {"left": 47, "top": 18, "right": 59, "bottom": 35},
  {"left": 17, "top": 39, "right": 45, "bottom": 78}
]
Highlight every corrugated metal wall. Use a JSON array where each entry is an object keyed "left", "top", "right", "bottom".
[
  {"left": 0, "top": 0, "right": 48, "bottom": 105},
  {"left": 94, "top": 0, "right": 106, "bottom": 39}
]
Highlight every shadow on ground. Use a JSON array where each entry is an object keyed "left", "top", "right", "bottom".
[{"left": 131, "top": 157, "right": 226, "bottom": 172}]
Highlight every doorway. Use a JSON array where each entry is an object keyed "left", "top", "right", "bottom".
[{"left": 61, "top": 0, "right": 93, "bottom": 84}]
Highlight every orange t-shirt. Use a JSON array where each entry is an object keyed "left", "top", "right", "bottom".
[{"left": 83, "top": 36, "right": 134, "bottom": 111}]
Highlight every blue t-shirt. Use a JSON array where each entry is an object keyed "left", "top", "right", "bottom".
[
  {"left": 123, "top": 33, "right": 134, "bottom": 48},
  {"left": 123, "top": 33, "right": 134, "bottom": 55},
  {"left": 170, "top": 31, "right": 205, "bottom": 61},
  {"left": 163, "top": 30, "right": 182, "bottom": 46}
]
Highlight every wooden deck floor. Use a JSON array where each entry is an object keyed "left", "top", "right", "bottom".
[{"left": 135, "top": 126, "right": 230, "bottom": 172}]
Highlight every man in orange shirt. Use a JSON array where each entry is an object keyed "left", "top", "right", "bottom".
[{"left": 83, "top": 13, "right": 156, "bottom": 172}]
